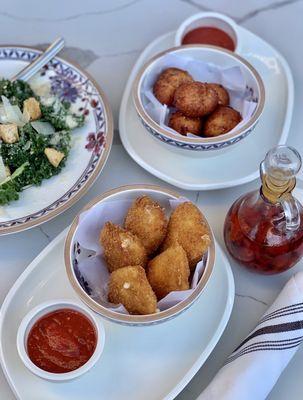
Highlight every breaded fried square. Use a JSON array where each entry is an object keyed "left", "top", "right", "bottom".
[
  {"left": 108, "top": 265, "right": 157, "bottom": 315},
  {"left": 162, "top": 202, "right": 211, "bottom": 270},
  {"left": 124, "top": 196, "right": 167, "bottom": 255},
  {"left": 100, "top": 222, "right": 147, "bottom": 272},
  {"left": 147, "top": 245, "right": 190, "bottom": 299}
]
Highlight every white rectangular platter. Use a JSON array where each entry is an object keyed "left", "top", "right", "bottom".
[{"left": 0, "top": 229, "right": 234, "bottom": 400}]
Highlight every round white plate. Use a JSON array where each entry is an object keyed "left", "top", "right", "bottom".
[
  {"left": 0, "top": 228, "right": 234, "bottom": 400},
  {"left": 0, "top": 46, "right": 113, "bottom": 235},
  {"left": 119, "top": 28, "right": 293, "bottom": 191}
]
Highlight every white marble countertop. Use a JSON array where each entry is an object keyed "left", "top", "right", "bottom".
[{"left": 0, "top": 1, "right": 303, "bottom": 399}]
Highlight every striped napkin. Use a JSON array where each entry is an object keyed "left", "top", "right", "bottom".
[{"left": 198, "top": 271, "right": 303, "bottom": 400}]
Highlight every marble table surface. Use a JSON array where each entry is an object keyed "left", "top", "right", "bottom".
[{"left": 0, "top": 1, "right": 303, "bottom": 399}]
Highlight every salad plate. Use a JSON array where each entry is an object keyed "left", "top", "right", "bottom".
[
  {"left": 119, "top": 27, "right": 293, "bottom": 190},
  {"left": 0, "top": 228, "right": 234, "bottom": 400},
  {"left": 0, "top": 46, "right": 113, "bottom": 235}
]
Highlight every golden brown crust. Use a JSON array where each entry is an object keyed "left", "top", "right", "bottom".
[
  {"left": 168, "top": 111, "right": 202, "bottom": 136},
  {"left": 100, "top": 222, "right": 147, "bottom": 272},
  {"left": 124, "top": 196, "right": 167, "bottom": 255},
  {"left": 203, "top": 105, "right": 242, "bottom": 137},
  {"left": 162, "top": 202, "right": 211, "bottom": 270},
  {"left": 108, "top": 265, "right": 157, "bottom": 315},
  {"left": 173, "top": 82, "right": 218, "bottom": 117},
  {"left": 153, "top": 67, "right": 193, "bottom": 106},
  {"left": 147, "top": 245, "right": 190, "bottom": 300},
  {"left": 207, "top": 83, "right": 230, "bottom": 106}
]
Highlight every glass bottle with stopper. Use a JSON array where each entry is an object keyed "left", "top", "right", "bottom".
[{"left": 224, "top": 145, "right": 303, "bottom": 274}]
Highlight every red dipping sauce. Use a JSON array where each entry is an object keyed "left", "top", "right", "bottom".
[
  {"left": 27, "top": 309, "right": 97, "bottom": 373},
  {"left": 182, "top": 27, "right": 235, "bottom": 51}
]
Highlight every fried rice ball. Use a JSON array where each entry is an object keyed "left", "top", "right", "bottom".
[
  {"left": 173, "top": 82, "right": 218, "bottom": 117},
  {"left": 203, "top": 105, "right": 242, "bottom": 137},
  {"left": 207, "top": 83, "right": 229, "bottom": 106},
  {"left": 153, "top": 67, "right": 193, "bottom": 106},
  {"left": 147, "top": 245, "right": 190, "bottom": 300},
  {"left": 124, "top": 196, "right": 167, "bottom": 255},
  {"left": 108, "top": 265, "right": 157, "bottom": 315},
  {"left": 168, "top": 111, "right": 202, "bottom": 136},
  {"left": 162, "top": 202, "right": 211, "bottom": 271},
  {"left": 100, "top": 222, "right": 147, "bottom": 272}
]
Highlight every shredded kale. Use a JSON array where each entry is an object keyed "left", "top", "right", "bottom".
[
  {"left": 0, "top": 162, "right": 29, "bottom": 205},
  {"left": 0, "top": 180, "right": 20, "bottom": 205},
  {"left": 0, "top": 79, "right": 84, "bottom": 205},
  {"left": 0, "top": 79, "right": 35, "bottom": 107},
  {"left": 1, "top": 123, "right": 71, "bottom": 188},
  {"left": 41, "top": 100, "right": 84, "bottom": 131}
]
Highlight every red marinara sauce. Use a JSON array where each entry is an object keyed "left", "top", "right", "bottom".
[
  {"left": 27, "top": 309, "right": 97, "bottom": 373},
  {"left": 182, "top": 27, "right": 235, "bottom": 51}
]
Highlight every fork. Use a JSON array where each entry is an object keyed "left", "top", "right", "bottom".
[{"left": 11, "top": 37, "right": 65, "bottom": 82}]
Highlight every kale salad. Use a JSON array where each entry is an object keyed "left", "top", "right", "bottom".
[{"left": 0, "top": 79, "right": 85, "bottom": 205}]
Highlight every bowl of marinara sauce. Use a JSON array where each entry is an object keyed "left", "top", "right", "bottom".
[
  {"left": 175, "top": 12, "right": 241, "bottom": 53},
  {"left": 17, "top": 300, "right": 105, "bottom": 381}
]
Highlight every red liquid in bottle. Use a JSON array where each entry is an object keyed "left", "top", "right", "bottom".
[{"left": 224, "top": 191, "right": 303, "bottom": 274}]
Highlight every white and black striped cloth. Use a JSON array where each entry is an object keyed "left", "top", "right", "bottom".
[{"left": 198, "top": 272, "right": 303, "bottom": 400}]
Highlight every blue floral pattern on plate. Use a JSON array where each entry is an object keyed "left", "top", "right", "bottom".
[{"left": 0, "top": 46, "right": 112, "bottom": 233}]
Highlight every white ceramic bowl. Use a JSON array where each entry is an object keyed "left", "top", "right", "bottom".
[
  {"left": 64, "top": 185, "right": 215, "bottom": 326},
  {"left": 17, "top": 299, "right": 105, "bottom": 381},
  {"left": 132, "top": 45, "right": 265, "bottom": 153},
  {"left": 174, "top": 12, "right": 241, "bottom": 53}
]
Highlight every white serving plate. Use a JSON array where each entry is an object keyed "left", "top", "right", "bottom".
[
  {"left": 0, "top": 229, "right": 234, "bottom": 400},
  {"left": 119, "top": 28, "right": 293, "bottom": 190},
  {"left": 0, "top": 46, "right": 113, "bottom": 235}
]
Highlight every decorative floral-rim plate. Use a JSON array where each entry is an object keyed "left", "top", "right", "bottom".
[{"left": 0, "top": 46, "right": 113, "bottom": 235}]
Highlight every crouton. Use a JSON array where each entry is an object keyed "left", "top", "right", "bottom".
[
  {"left": 5, "top": 166, "right": 11, "bottom": 176},
  {"left": 23, "top": 97, "right": 41, "bottom": 121},
  {"left": 0, "top": 123, "right": 19, "bottom": 143},
  {"left": 44, "top": 148, "right": 65, "bottom": 168}
]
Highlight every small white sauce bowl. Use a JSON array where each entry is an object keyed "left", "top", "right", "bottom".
[
  {"left": 174, "top": 12, "right": 241, "bottom": 53},
  {"left": 16, "top": 299, "right": 105, "bottom": 381}
]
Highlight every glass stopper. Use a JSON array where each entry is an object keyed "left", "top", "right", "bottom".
[{"left": 263, "top": 145, "right": 302, "bottom": 181}]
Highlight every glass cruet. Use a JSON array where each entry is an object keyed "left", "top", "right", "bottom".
[{"left": 224, "top": 145, "right": 303, "bottom": 274}]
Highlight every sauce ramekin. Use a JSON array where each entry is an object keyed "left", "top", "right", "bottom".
[
  {"left": 174, "top": 12, "right": 241, "bottom": 53},
  {"left": 16, "top": 299, "right": 105, "bottom": 381}
]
